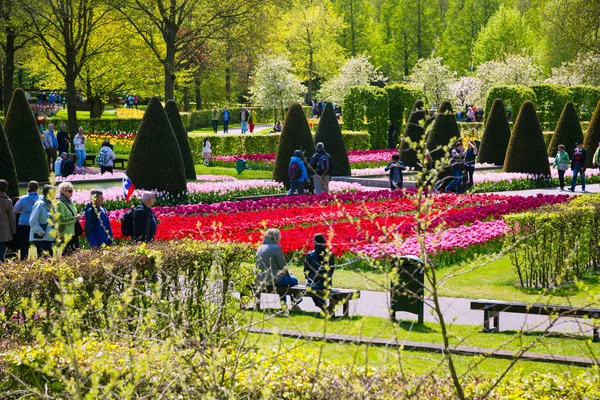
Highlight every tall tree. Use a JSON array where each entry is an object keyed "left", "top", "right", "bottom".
[
  {"left": 112, "top": 0, "right": 268, "bottom": 101},
  {"left": 24, "top": 0, "right": 113, "bottom": 139}
]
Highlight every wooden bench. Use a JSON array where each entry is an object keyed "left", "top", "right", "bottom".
[
  {"left": 471, "top": 299, "right": 600, "bottom": 341},
  {"left": 84, "top": 154, "right": 127, "bottom": 168},
  {"left": 247, "top": 285, "right": 360, "bottom": 317}
]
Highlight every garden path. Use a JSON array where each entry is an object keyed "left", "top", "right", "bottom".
[{"left": 257, "top": 291, "right": 597, "bottom": 337}]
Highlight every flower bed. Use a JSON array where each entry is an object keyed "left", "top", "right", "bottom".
[
  {"left": 56, "top": 173, "right": 236, "bottom": 182},
  {"left": 472, "top": 169, "right": 600, "bottom": 192}
]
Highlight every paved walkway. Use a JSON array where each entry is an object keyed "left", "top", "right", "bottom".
[
  {"left": 256, "top": 290, "right": 597, "bottom": 338},
  {"left": 190, "top": 123, "right": 273, "bottom": 135}
]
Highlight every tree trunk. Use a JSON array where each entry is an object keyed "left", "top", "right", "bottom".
[
  {"left": 164, "top": 35, "right": 177, "bottom": 100},
  {"left": 182, "top": 86, "right": 190, "bottom": 112},
  {"left": 90, "top": 97, "right": 103, "bottom": 118},
  {"left": 65, "top": 71, "right": 79, "bottom": 151},
  {"left": 417, "top": 0, "right": 422, "bottom": 59},
  {"left": 3, "top": 30, "right": 16, "bottom": 112},
  {"left": 194, "top": 76, "right": 202, "bottom": 110}
]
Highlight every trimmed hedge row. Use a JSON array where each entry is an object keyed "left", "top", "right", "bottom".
[
  {"left": 385, "top": 84, "right": 423, "bottom": 130},
  {"left": 188, "top": 131, "right": 370, "bottom": 161},
  {"left": 185, "top": 106, "right": 312, "bottom": 131},
  {"left": 343, "top": 86, "right": 389, "bottom": 149},
  {"left": 484, "top": 85, "right": 537, "bottom": 123}
]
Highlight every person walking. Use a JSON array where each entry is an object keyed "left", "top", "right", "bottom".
[
  {"left": 445, "top": 142, "right": 466, "bottom": 194},
  {"left": 387, "top": 120, "right": 397, "bottom": 150},
  {"left": 0, "top": 180, "right": 16, "bottom": 262},
  {"left": 30, "top": 185, "right": 55, "bottom": 258},
  {"left": 211, "top": 106, "right": 219, "bottom": 133},
  {"left": 553, "top": 144, "right": 570, "bottom": 190},
  {"left": 14, "top": 181, "right": 40, "bottom": 260},
  {"left": 222, "top": 106, "right": 230, "bottom": 133},
  {"left": 592, "top": 142, "right": 600, "bottom": 169},
  {"left": 303, "top": 233, "right": 335, "bottom": 311},
  {"left": 248, "top": 107, "right": 256, "bottom": 133},
  {"left": 384, "top": 154, "right": 405, "bottom": 191},
  {"left": 239, "top": 107, "right": 249, "bottom": 134},
  {"left": 309, "top": 142, "right": 333, "bottom": 195},
  {"left": 464, "top": 141, "right": 478, "bottom": 191},
  {"left": 97, "top": 140, "right": 117, "bottom": 174},
  {"left": 132, "top": 191, "right": 158, "bottom": 242},
  {"left": 43, "top": 123, "right": 58, "bottom": 172},
  {"left": 84, "top": 190, "right": 113, "bottom": 248},
  {"left": 57, "top": 182, "right": 81, "bottom": 255},
  {"left": 73, "top": 128, "right": 87, "bottom": 168},
  {"left": 569, "top": 140, "right": 587, "bottom": 192},
  {"left": 202, "top": 137, "right": 211, "bottom": 166},
  {"left": 57, "top": 123, "right": 69, "bottom": 155},
  {"left": 287, "top": 150, "right": 309, "bottom": 196}
]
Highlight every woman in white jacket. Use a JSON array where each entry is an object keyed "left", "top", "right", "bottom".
[
  {"left": 73, "top": 127, "right": 87, "bottom": 168},
  {"left": 98, "top": 140, "right": 117, "bottom": 174},
  {"left": 202, "top": 137, "right": 211, "bottom": 166}
]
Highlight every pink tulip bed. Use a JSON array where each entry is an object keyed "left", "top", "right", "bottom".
[
  {"left": 55, "top": 173, "right": 237, "bottom": 182},
  {"left": 472, "top": 168, "right": 600, "bottom": 193}
]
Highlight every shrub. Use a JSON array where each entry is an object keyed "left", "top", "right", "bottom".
[
  {"left": 503, "top": 101, "right": 550, "bottom": 175},
  {"left": 343, "top": 86, "right": 389, "bottom": 149},
  {"left": 126, "top": 97, "right": 187, "bottom": 196},
  {"left": 0, "top": 122, "right": 18, "bottom": 198},
  {"left": 571, "top": 85, "right": 600, "bottom": 122},
  {"left": 385, "top": 84, "right": 423, "bottom": 131},
  {"left": 583, "top": 101, "right": 600, "bottom": 168},
  {"left": 314, "top": 102, "right": 351, "bottom": 176},
  {"left": 531, "top": 84, "right": 572, "bottom": 125},
  {"left": 165, "top": 100, "right": 196, "bottom": 179},
  {"left": 399, "top": 100, "right": 427, "bottom": 168},
  {"left": 484, "top": 85, "right": 537, "bottom": 123},
  {"left": 4, "top": 88, "right": 49, "bottom": 182},
  {"left": 273, "top": 103, "right": 315, "bottom": 188},
  {"left": 46, "top": 118, "right": 144, "bottom": 134},
  {"left": 185, "top": 106, "right": 312, "bottom": 130},
  {"left": 426, "top": 108, "right": 461, "bottom": 163},
  {"left": 437, "top": 100, "right": 453, "bottom": 113},
  {"left": 547, "top": 102, "right": 584, "bottom": 158},
  {"left": 477, "top": 99, "right": 511, "bottom": 166}
]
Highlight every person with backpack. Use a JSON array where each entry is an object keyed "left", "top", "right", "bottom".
[
  {"left": 384, "top": 154, "right": 406, "bottom": 191},
  {"left": 130, "top": 191, "right": 158, "bottom": 242},
  {"left": 14, "top": 181, "right": 40, "bottom": 260},
  {"left": 303, "top": 233, "right": 335, "bottom": 311},
  {"left": 30, "top": 185, "right": 54, "bottom": 258},
  {"left": 569, "top": 140, "right": 587, "bottom": 192},
  {"left": 84, "top": 190, "right": 113, "bottom": 248},
  {"left": 287, "top": 150, "right": 309, "bottom": 196},
  {"left": 73, "top": 128, "right": 86, "bottom": 168},
  {"left": 97, "top": 140, "right": 117, "bottom": 174},
  {"left": 309, "top": 142, "right": 333, "bottom": 195}
]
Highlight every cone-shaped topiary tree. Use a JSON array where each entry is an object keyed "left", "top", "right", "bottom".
[
  {"left": 165, "top": 100, "right": 196, "bottom": 179},
  {"left": 504, "top": 101, "right": 550, "bottom": 175},
  {"left": 399, "top": 100, "right": 427, "bottom": 168},
  {"left": 583, "top": 101, "right": 600, "bottom": 168},
  {"left": 4, "top": 88, "right": 49, "bottom": 182},
  {"left": 477, "top": 98, "right": 511, "bottom": 166},
  {"left": 273, "top": 103, "right": 316, "bottom": 188},
  {"left": 0, "top": 122, "right": 19, "bottom": 198},
  {"left": 426, "top": 109, "right": 461, "bottom": 163},
  {"left": 438, "top": 100, "right": 453, "bottom": 114},
  {"left": 313, "top": 102, "right": 351, "bottom": 176},
  {"left": 127, "top": 97, "right": 187, "bottom": 196},
  {"left": 548, "top": 102, "right": 583, "bottom": 159}
]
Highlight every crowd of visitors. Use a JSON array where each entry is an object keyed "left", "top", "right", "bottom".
[{"left": 287, "top": 143, "right": 333, "bottom": 196}]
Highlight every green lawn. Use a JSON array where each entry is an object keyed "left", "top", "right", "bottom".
[
  {"left": 189, "top": 126, "right": 271, "bottom": 135},
  {"left": 53, "top": 109, "right": 117, "bottom": 120},
  {"left": 287, "top": 256, "right": 600, "bottom": 307},
  {"left": 195, "top": 164, "right": 273, "bottom": 180}
]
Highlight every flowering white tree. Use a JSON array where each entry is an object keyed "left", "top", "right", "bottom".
[
  {"left": 249, "top": 55, "right": 306, "bottom": 121},
  {"left": 407, "top": 57, "right": 456, "bottom": 108},
  {"left": 474, "top": 54, "right": 541, "bottom": 104},
  {"left": 449, "top": 77, "right": 481, "bottom": 109},
  {"left": 318, "top": 55, "right": 387, "bottom": 105},
  {"left": 546, "top": 52, "right": 600, "bottom": 87}
]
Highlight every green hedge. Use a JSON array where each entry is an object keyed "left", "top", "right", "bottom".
[
  {"left": 531, "top": 84, "right": 572, "bottom": 125},
  {"left": 185, "top": 106, "right": 312, "bottom": 131},
  {"left": 45, "top": 118, "right": 144, "bottom": 133},
  {"left": 385, "top": 84, "right": 423, "bottom": 131},
  {"left": 484, "top": 85, "right": 537, "bottom": 123},
  {"left": 343, "top": 86, "right": 389, "bottom": 149},
  {"left": 188, "top": 131, "right": 370, "bottom": 162}
]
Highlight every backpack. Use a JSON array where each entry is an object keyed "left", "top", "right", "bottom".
[
  {"left": 121, "top": 206, "right": 138, "bottom": 237},
  {"left": 316, "top": 153, "right": 331, "bottom": 175},
  {"left": 288, "top": 161, "right": 301, "bottom": 180},
  {"left": 96, "top": 149, "right": 108, "bottom": 166}
]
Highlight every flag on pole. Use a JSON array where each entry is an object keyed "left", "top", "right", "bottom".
[{"left": 122, "top": 175, "right": 136, "bottom": 201}]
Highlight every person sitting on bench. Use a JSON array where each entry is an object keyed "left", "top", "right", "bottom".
[
  {"left": 304, "top": 233, "right": 335, "bottom": 311},
  {"left": 255, "top": 228, "right": 301, "bottom": 308}
]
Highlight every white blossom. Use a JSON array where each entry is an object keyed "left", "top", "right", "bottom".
[
  {"left": 546, "top": 52, "right": 600, "bottom": 87},
  {"left": 406, "top": 57, "right": 456, "bottom": 107}
]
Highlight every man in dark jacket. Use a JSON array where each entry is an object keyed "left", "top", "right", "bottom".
[
  {"left": 387, "top": 120, "right": 397, "bottom": 150},
  {"left": 84, "top": 190, "right": 113, "bottom": 248},
  {"left": 569, "top": 140, "right": 587, "bottom": 192},
  {"left": 60, "top": 153, "right": 78, "bottom": 177},
  {"left": 57, "top": 124, "right": 70, "bottom": 154},
  {"left": 304, "top": 233, "right": 335, "bottom": 310},
  {"left": 132, "top": 191, "right": 158, "bottom": 242},
  {"left": 309, "top": 142, "right": 333, "bottom": 195}
]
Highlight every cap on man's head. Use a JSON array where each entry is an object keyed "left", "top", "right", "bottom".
[
  {"left": 294, "top": 150, "right": 302, "bottom": 157},
  {"left": 313, "top": 233, "right": 326, "bottom": 245},
  {"left": 316, "top": 142, "right": 324, "bottom": 151}
]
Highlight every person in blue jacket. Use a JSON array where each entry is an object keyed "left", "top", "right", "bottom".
[
  {"left": 84, "top": 190, "right": 113, "bottom": 248},
  {"left": 287, "top": 149, "right": 310, "bottom": 196}
]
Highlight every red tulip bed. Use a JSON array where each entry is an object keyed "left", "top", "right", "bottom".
[{"left": 103, "top": 191, "right": 570, "bottom": 265}]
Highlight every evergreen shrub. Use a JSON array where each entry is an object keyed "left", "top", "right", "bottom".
[
  {"left": 583, "top": 101, "right": 600, "bottom": 168},
  {"left": 4, "top": 88, "right": 49, "bottom": 182},
  {"left": 165, "top": 100, "right": 196, "bottom": 179},
  {"left": 0, "top": 122, "right": 19, "bottom": 197},
  {"left": 503, "top": 101, "right": 550, "bottom": 175},
  {"left": 126, "top": 97, "right": 187, "bottom": 196},
  {"left": 531, "top": 84, "right": 572, "bottom": 125},
  {"left": 426, "top": 108, "right": 461, "bottom": 163},
  {"left": 314, "top": 102, "right": 351, "bottom": 176},
  {"left": 343, "top": 86, "right": 389, "bottom": 149},
  {"left": 399, "top": 100, "right": 427, "bottom": 168},
  {"left": 477, "top": 99, "right": 511, "bottom": 166},
  {"left": 547, "top": 102, "right": 583, "bottom": 158},
  {"left": 484, "top": 85, "right": 537, "bottom": 123}
]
